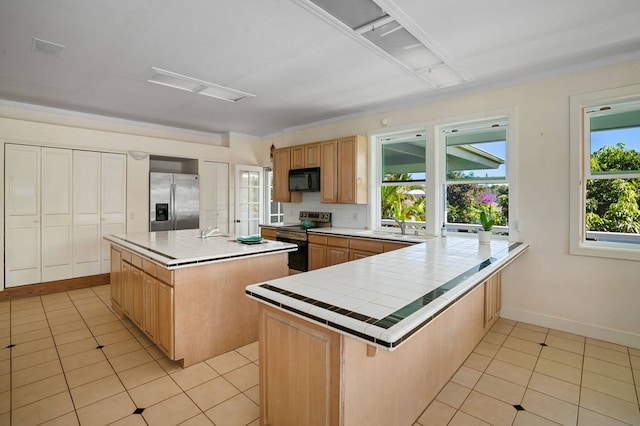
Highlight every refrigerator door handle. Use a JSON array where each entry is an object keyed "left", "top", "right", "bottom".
[{"left": 170, "top": 182, "right": 176, "bottom": 230}]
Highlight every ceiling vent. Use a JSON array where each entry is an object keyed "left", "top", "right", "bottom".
[
  {"left": 304, "top": 0, "right": 465, "bottom": 88},
  {"left": 32, "top": 38, "right": 65, "bottom": 58},
  {"left": 146, "top": 68, "right": 255, "bottom": 103}
]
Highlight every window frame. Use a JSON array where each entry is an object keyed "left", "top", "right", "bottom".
[
  {"left": 569, "top": 83, "right": 640, "bottom": 261},
  {"left": 368, "top": 108, "right": 517, "bottom": 238},
  {"left": 440, "top": 117, "right": 511, "bottom": 235}
]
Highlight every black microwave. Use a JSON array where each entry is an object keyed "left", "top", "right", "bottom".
[{"left": 288, "top": 167, "right": 320, "bottom": 192}]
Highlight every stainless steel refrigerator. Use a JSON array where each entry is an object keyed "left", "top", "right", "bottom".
[{"left": 150, "top": 172, "right": 200, "bottom": 231}]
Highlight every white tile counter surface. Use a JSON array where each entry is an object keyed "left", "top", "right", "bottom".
[
  {"left": 307, "top": 226, "right": 431, "bottom": 243},
  {"left": 246, "top": 235, "right": 529, "bottom": 350},
  {"left": 104, "top": 230, "right": 297, "bottom": 269}
]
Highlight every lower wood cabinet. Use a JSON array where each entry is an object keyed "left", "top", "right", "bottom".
[
  {"left": 157, "top": 281, "right": 175, "bottom": 357},
  {"left": 110, "top": 243, "right": 287, "bottom": 367},
  {"left": 142, "top": 273, "right": 158, "bottom": 341},
  {"left": 260, "top": 227, "right": 277, "bottom": 241},
  {"left": 260, "top": 306, "right": 341, "bottom": 426},
  {"left": 308, "top": 234, "right": 413, "bottom": 270},
  {"left": 484, "top": 273, "right": 501, "bottom": 328}
]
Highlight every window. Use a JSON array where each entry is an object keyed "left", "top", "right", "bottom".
[
  {"left": 570, "top": 86, "right": 640, "bottom": 260},
  {"left": 264, "top": 167, "right": 284, "bottom": 225},
  {"left": 442, "top": 118, "right": 509, "bottom": 234},
  {"left": 377, "top": 131, "right": 426, "bottom": 232}
]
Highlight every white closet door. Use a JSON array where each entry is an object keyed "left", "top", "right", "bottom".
[
  {"left": 201, "top": 161, "right": 229, "bottom": 233},
  {"left": 73, "top": 150, "right": 101, "bottom": 277},
  {"left": 5, "top": 144, "right": 41, "bottom": 286},
  {"left": 41, "top": 147, "right": 73, "bottom": 281},
  {"left": 100, "top": 153, "right": 126, "bottom": 273}
]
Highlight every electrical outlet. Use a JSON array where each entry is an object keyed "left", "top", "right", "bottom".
[{"left": 352, "top": 213, "right": 359, "bottom": 221}]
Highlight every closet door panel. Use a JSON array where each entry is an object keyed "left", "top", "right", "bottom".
[
  {"left": 100, "top": 153, "right": 126, "bottom": 273},
  {"left": 5, "top": 144, "right": 41, "bottom": 286},
  {"left": 41, "top": 147, "right": 73, "bottom": 281},
  {"left": 73, "top": 150, "right": 101, "bottom": 277}
]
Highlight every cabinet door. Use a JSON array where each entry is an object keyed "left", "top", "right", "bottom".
[
  {"left": 73, "top": 150, "right": 101, "bottom": 277},
  {"left": 273, "top": 149, "right": 301, "bottom": 202},
  {"left": 122, "top": 262, "right": 133, "bottom": 316},
  {"left": 308, "top": 244, "right": 327, "bottom": 271},
  {"left": 327, "top": 247, "right": 349, "bottom": 266},
  {"left": 305, "top": 143, "right": 321, "bottom": 168},
  {"left": 320, "top": 141, "right": 338, "bottom": 203},
  {"left": 131, "top": 267, "right": 144, "bottom": 327},
  {"left": 484, "top": 273, "right": 502, "bottom": 328},
  {"left": 5, "top": 144, "right": 41, "bottom": 286},
  {"left": 157, "top": 282, "right": 175, "bottom": 358},
  {"left": 41, "top": 147, "right": 73, "bottom": 282},
  {"left": 291, "top": 146, "right": 305, "bottom": 169},
  {"left": 348, "top": 249, "right": 375, "bottom": 261},
  {"left": 100, "top": 153, "right": 126, "bottom": 273},
  {"left": 337, "top": 136, "right": 368, "bottom": 204},
  {"left": 142, "top": 274, "right": 158, "bottom": 340},
  {"left": 110, "top": 247, "right": 123, "bottom": 309}
]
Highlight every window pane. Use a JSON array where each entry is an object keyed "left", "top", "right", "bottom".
[
  {"left": 590, "top": 125, "right": 640, "bottom": 175},
  {"left": 446, "top": 184, "right": 509, "bottom": 228},
  {"left": 585, "top": 177, "right": 640, "bottom": 241},
  {"left": 446, "top": 129, "right": 506, "bottom": 180},
  {"left": 380, "top": 184, "right": 426, "bottom": 229},
  {"left": 382, "top": 140, "right": 425, "bottom": 181}
]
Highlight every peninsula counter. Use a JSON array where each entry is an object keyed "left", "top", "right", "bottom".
[
  {"left": 105, "top": 230, "right": 296, "bottom": 367},
  {"left": 246, "top": 235, "right": 528, "bottom": 425}
]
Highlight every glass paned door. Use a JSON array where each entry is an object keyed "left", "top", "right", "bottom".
[{"left": 235, "top": 165, "right": 264, "bottom": 236}]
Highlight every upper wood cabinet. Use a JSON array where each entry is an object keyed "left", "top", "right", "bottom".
[
  {"left": 273, "top": 135, "right": 367, "bottom": 204},
  {"left": 292, "top": 143, "right": 321, "bottom": 169},
  {"left": 291, "top": 146, "right": 305, "bottom": 169},
  {"left": 320, "top": 140, "right": 338, "bottom": 203},
  {"left": 272, "top": 148, "right": 302, "bottom": 203},
  {"left": 305, "top": 143, "right": 321, "bottom": 167},
  {"left": 337, "top": 135, "right": 368, "bottom": 204},
  {"left": 321, "top": 136, "right": 368, "bottom": 204}
]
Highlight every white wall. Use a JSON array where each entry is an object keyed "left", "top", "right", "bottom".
[{"left": 267, "top": 60, "right": 640, "bottom": 348}]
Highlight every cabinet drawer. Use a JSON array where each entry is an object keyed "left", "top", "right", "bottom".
[
  {"left": 156, "top": 266, "right": 174, "bottom": 286},
  {"left": 327, "top": 236, "right": 349, "bottom": 248},
  {"left": 130, "top": 254, "right": 143, "bottom": 269},
  {"left": 142, "top": 259, "right": 156, "bottom": 277},
  {"left": 121, "top": 250, "right": 131, "bottom": 263},
  {"left": 349, "top": 238, "right": 383, "bottom": 253},
  {"left": 383, "top": 241, "right": 413, "bottom": 252},
  {"left": 308, "top": 234, "right": 327, "bottom": 245},
  {"left": 261, "top": 227, "right": 277, "bottom": 241}
]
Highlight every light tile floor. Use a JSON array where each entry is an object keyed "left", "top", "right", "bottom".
[{"left": 0, "top": 285, "right": 638, "bottom": 425}]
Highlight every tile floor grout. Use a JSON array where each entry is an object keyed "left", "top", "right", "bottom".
[{"left": 1, "top": 285, "right": 639, "bottom": 425}]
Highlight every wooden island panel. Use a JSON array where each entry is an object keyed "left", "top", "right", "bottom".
[
  {"left": 258, "top": 272, "right": 502, "bottom": 425},
  {"left": 110, "top": 244, "right": 289, "bottom": 367}
]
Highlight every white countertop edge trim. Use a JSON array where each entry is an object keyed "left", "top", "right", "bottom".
[
  {"left": 246, "top": 241, "right": 529, "bottom": 351},
  {"left": 104, "top": 234, "right": 296, "bottom": 269}
]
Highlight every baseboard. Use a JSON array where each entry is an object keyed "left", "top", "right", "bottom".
[
  {"left": 0, "top": 274, "right": 110, "bottom": 301},
  {"left": 500, "top": 307, "right": 640, "bottom": 350}
]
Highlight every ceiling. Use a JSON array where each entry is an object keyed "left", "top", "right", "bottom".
[{"left": 1, "top": 0, "right": 639, "bottom": 138}]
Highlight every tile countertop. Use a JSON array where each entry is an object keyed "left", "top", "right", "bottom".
[
  {"left": 104, "top": 229, "right": 297, "bottom": 269},
  {"left": 246, "top": 235, "right": 529, "bottom": 351},
  {"left": 307, "top": 226, "right": 432, "bottom": 243}
]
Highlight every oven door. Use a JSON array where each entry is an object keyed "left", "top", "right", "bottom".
[{"left": 276, "top": 235, "right": 308, "bottom": 272}]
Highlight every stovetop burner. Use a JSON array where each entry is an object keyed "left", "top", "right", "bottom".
[{"left": 275, "top": 211, "right": 332, "bottom": 241}]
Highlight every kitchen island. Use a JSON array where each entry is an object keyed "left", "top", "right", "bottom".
[
  {"left": 105, "top": 230, "right": 296, "bottom": 367},
  {"left": 246, "top": 235, "right": 529, "bottom": 425}
]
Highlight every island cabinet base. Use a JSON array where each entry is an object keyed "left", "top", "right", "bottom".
[
  {"left": 258, "top": 273, "right": 501, "bottom": 426},
  {"left": 111, "top": 245, "right": 289, "bottom": 368}
]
